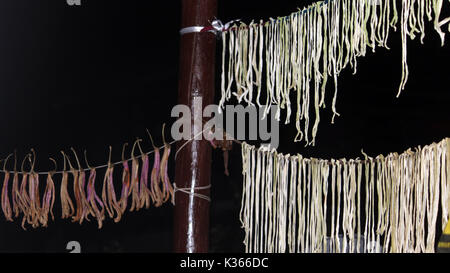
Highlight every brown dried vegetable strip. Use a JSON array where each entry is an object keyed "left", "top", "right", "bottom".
[
  {"left": 40, "top": 158, "right": 57, "bottom": 227},
  {"left": 60, "top": 151, "right": 74, "bottom": 219},
  {"left": 71, "top": 148, "right": 91, "bottom": 224},
  {"left": 27, "top": 150, "right": 41, "bottom": 228},
  {"left": 62, "top": 152, "right": 83, "bottom": 224},
  {"left": 19, "top": 154, "right": 31, "bottom": 230},
  {"left": 119, "top": 143, "right": 131, "bottom": 213},
  {"left": 147, "top": 130, "right": 163, "bottom": 207},
  {"left": 1, "top": 154, "right": 13, "bottom": 222},
  {"left": 101, "top": 146, "right": 122, "bottom": 223},
  {"left": 85, "top": 151, "right": 105, "bottom": 229},
  {"left": 129, "top": 139, "right": 141, "bottom": 211},
  {"left": 160, "top": 124, "right": 174, "bottom": 204},
  {"left": 11, "top": 152, "right": 20, "bottom": 218},
  {"left": 137, "top": 138, "right": 151, "bottom": 209}
]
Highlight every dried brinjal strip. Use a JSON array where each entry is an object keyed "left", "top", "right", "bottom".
[
  {"left": 60, "top": 152, "right": 74, "bottom": 220},
  {"left": 19, "top": 155, "right": 31, "bottom": 229},
  {"left": 119, "top": 143, "right": 131, "bottom": 213},
  {"left": 101, "top": 146, "right": 122, "bottom": 223},
  {"left": 129, "top": 140, "right": 141, "bottom": 212},
  {"left": 71, "top": 148, "right": 91, "bottom": 224},
  {"left": 137, "top": 139, "right": 151, "bottom": 209},
  {"left": 85, "top": 151, "right": 105, "bottom": 229},
  {"left": 11, "top": 152, "right": 20, "bottom": 218},
  {"left": 63, "top": 152, "right": 82, "bottom": 224},
  {"left": 40, "top": 158, "right": 57, "bottom": 227},
  {"left": 25, "top": 150, "right": 40, "bottom": 228},
  {"left": 147, "top": 130, "right": 163, "bottom": 207},
  {"left": 160, "top": 124, "right": 174, "bottom": 203},
  {"left": 1, "top": 154, "right": 13, "bottom": 222}
]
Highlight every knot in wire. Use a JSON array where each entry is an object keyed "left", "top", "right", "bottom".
[
  {"left": 179, "top": 19, "right": 240, "bottom": 36},
  {"left": 171, "top": 183, "right": 211, "bottom": 205}
]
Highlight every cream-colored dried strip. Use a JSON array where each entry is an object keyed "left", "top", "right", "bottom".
[
  {"left": 335, "top": 160, "right": 342, "bottom": 253},
  {"left": 239, "top": 143, "right": 250, "bottom": 251},
  {"left": 442, "top": 139, "right": 449, "bottom": 231},
  {"left": 288, "top": 155, "right": 298, "bottom": 253},
  {"left": 296, "top": 155, "right": 304, "bottom": 252},
  {"left": 247, "top": 147, "right": 255, "bottom": 253},
  {"left": 369, "top": 156, "right": 376, "bottom": 252},
  {"left": 321, "top": 160, "right": 330, "bottom": 252},
  {"left": 342, "top": 159, "right": 349, "bottom": 252},
  {"left": 264, "top": 149, "right": 273, "bottom": 253},
  {"left": 259, "top": 148, "right": 266, "bottom": 253},
  {"left": 426, "top": 144, "right": 440, "bottom": 252},
  {"left": 356, "top": 160, "right": 362, "bottom": 252},
  {"left": 253, "top": 149, "right": 261, "bottom": 253},
  {"left": 346, "top": 160, "right": 354, "bottom": 252},
  {"left": 415, "top": 146, "right": 426, "bottom": 252}
]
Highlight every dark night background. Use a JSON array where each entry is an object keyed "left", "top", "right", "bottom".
[{"left": 0, "top": 0, "right": 448, "bottom": 252}]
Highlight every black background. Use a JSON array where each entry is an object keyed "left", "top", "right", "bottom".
[{"left": 0, "top": 0, "right": 448, "bottom": 252}]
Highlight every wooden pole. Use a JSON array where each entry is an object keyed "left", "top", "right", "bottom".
[{"left": 174, "top": 0, "right": 217, "bottom": 253}]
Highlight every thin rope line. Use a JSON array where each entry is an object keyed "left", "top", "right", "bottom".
[{"left": 0, "top": 139, "right": 178, "bottom": 175}]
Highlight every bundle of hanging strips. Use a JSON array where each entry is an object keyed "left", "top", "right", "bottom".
[
  {"left": 240, "top": 138, "right": 450, "bottom": 253},
  {"left": 219, "top": 0, "right": 450, "bottom": 145},
  {"left": 0, "top": 127, "right": 174, "bottom": 230}
]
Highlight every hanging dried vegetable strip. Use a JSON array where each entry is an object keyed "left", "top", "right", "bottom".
[
  {"left": 27, "top": 150, "right": 41, "bottom": 228},
  {"left": 71, "top": 148, "right": 91, "bottom": 224},
  {"left": 40, "top": 158, "right": 57, "bottom": 227},
  {"left": 129, "top": 139, "right": 141, "bottom": 211},
  {"left": 1, "top": 154, "right": 13, "bottom": 222},
  {"left": 85, "top": 151, "right": 105, "bottom": 229},
  {"left": 160, "top": 124, "right": 174, "bottom": 204},
  {"left": 148, "top": 130, "right": 163, "bottom": 207},
  {"left": 119, "top": 143, "right": 131, "bottom": 213},
  {"left": 101, "top": 146, "right": 122, "bottom": 222},
  {"left": 60, "top": 152, "right": 74, "bottom": 220},
  {"left": 11, "top": 152, "right": 20, "bottom": 218},
  {"left": 137, "top": 138, "right": 151, "bottom": 209}
]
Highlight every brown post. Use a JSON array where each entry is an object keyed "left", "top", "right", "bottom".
[{"left": 174, "top": 0, "right": 217, "bottom": 253}]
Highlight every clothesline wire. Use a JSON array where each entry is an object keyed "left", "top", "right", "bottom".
[
  {"left": 0, "top": 139, "right": 178, "bottom": 176},
  {"left": 0, "top": 123, "right": 231, "bottom": 175},
  {"left": 224, "top": 0, "right": 332, "bottom": 32}
]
